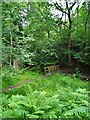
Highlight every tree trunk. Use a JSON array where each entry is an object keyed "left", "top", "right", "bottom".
[
  {"left": 68, "top": 22, "right": 72, "bottom": 64},
  {"left": 65, "top": 0, "right": 72, "bottom": 65},
  {"left": 10, "top": 31, "right": 13, "bottom": 67},
  {"left": 47, "top": 30, "right": 50, "bottom": 38},
  {"left": 13, "top": 59, "right": 19, "bottom": 69}
]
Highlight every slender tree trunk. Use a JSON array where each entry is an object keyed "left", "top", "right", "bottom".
[
  {"left": 13, "top": 59, "right": 19, "bottom": 69},
  {"left": 54, "top": 0, "right": 77, "bottom": 65},
  {"left": 48, "top": 30, "right": 50, "bottom": 38},
  {"left": 65, "top": 0, "right": 72, "bottom": 65},
  {"left": 68, "top": 22, "right": 72, "bottom": 64},
  {"left": 10, "top": 31, "right": 13, "bottom": 66}
]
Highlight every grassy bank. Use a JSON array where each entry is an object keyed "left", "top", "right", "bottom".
[{"left": 2, "top": 67, "right": 42, "bottom": 89}]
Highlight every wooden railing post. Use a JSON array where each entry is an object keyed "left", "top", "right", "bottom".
[{"left": 44, "top": 65, "right": 59, "bottom": 74}]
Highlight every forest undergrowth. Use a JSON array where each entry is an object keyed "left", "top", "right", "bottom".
[{"left": 2, "top": 68, "right": 90, "bottom": 119}]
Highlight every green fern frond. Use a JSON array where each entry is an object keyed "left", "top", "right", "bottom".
[{"left": 64, "top": 106, "right": 88, "bottom": 116}]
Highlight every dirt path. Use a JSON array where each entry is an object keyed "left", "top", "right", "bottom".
[
  {"left": 2, "top": 69, "right": 89, "bottom": 93},
  {"left": 2, "top": 74, "right": 50, "bottom": 93},
  {"left": 3, "top": 80, "right": 34, "bottom": 92},
  {"left": 2, "top": 77, "right": 45, "bottom": 93}
]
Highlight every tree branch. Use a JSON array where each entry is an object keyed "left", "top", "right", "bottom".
[
  {"left": 70, "top": 2, "right": 76, "bottom": 10},
  {"left": 58, "top": 22, "right": 68, "bottom": 28},
  {"left": 54, "top": 2, "right": 68, "bottom": 15},
  {"left": 65, "top": 1, "right": 72, "bottom": 23},
  {"left": 85, "top": 10, "right": 90, "bottom": 32}
]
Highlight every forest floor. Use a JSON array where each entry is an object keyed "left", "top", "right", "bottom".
[
  {"left": 59, "top": 67, "right": 90, "bottom": 80},
  {"left": 2, "top": 67, "right": 89, "bottom": 93},
  {"left": 2, "top": 71, "right": 89, "bottom": 119}
]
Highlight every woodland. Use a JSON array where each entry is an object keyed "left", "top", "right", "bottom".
[{"left": 1, "top": 0, "right": 90, "bottom": 119}]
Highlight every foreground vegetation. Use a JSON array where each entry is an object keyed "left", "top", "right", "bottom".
[{"left": 2, "top": 69, "right": 89, "bottom": 119}]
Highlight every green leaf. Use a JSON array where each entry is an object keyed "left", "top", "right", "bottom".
[
  {"left": 34, "top": 110, "right": 44, "bottom": 115},
  {"left": 64, "top": 106, "right": 88, "bottom": 116},
  {"left": 41, "top": 105, "right": 52, "bottom": 110},
  {"left": 27, "top": 114, "right": 39, "bottom": 118}
]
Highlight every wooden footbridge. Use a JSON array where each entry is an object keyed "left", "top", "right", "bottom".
[{"left": 44, "top": 65, "right": 59, "bottom": 74}]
